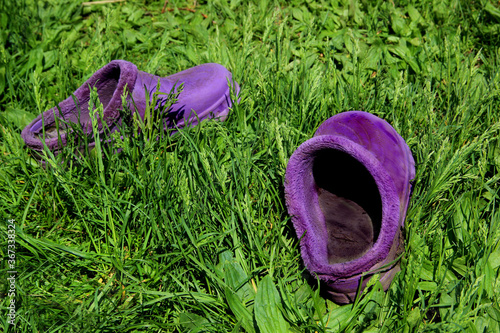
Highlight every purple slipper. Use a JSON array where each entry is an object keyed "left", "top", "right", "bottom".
[
  {"left": 21, "top": 60, "right": 240, "bottom": 154},
  {"left": 284, "top": 111, "right": 415, "bottom": 304}
]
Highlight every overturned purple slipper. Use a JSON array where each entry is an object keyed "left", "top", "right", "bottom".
[
  {"left": 285, "top": 111, "right": 415, "bottom": 304},
  {"left": 21, "top": 60, "right": 239, "bottom": 154}
]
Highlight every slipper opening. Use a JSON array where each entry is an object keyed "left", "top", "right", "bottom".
[
  {"left": 313, "top": 148, "right": 382, "bottom": 264},
  {"left": 30, "top": 64, "right": 122, "bottom": 139}
]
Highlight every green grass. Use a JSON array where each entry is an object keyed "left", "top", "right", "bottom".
[{"left": 1, "top": 0, "right": 500, "bottom": 331}]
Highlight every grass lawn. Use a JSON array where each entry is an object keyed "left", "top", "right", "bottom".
[{"left": 1, "top": 0, "right": 500, "bottom": 331}]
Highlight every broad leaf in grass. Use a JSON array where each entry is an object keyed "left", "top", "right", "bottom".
[
  {"left": 218, "top": 250, "right": 255, "bottom": 301},
  {"left": 0, "top": 65, "right": 5, "bottom": 96},
  {"left": 483, "top": 260, "right": 495, "bottom": 298},
  {"left": 433, "top": 1, "right": 448, "bottom": 21},
  {"left": 292, "top": 8, "right": 303, "bottom": 22},
  {"left": 473, "top": 316, "right": 489, "bottom": 333},
  {"left": 485, "top": 306, "right": 500, "bottom": 332},
  {"left": 225, "top": 288, "right": 255, "bottom": 333},
  {"left": 323, "top": 303, "right": 353, "bottom": 330},
  {"left": 224, "top": 260, "right": 254, "bottom": 301},
  {"left": 27, "top": 46, "right": 44, "bottom": 75},
  {"left": 493, "top": 144, "right": 500, "bottom": 170},
  {"left": 484, "top": 1, "right": 500, "bottom": 22},
  {"left": 438, "top": 280, "right": 459, "bottom": 321},
  {"left": 388, "top": 40, "right": 420, "bottom": 73},
  {"left": 330, "top": 29, "right": 346, "bottom": 50},
  {"left": 451, "top": 256, "right": 468, "bottom": 277},
  {"left": 407, "top": 307, "right": 420, "bottom": 329},
  {"left": 417, "top": 281, "right": 437, "bottom": 292},
  {"left": 391, "top": 12, "right": 412, "bottom": 37},
  {"left": 1, "top": 107, "right": 36, "bottom": 130},
  {"left": 178, "top": 312, "right": 209, "bottom": 333},
  {"left": 363, "top": 42, "right": 383, "bottom": 70},
  {"left": 43, "top": 50, "right": 58, "bottom": 70},
  {"left": 488, "top": 244, "right": 500, "bottom": 270},
  {"left": 254, "top": 275, "right": 288, "bottom": 333},
  {"left": 407, "top": 5, "right": 425, "bottom": 27}
]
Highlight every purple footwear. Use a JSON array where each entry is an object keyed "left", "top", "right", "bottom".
[
  {"left": 284, "top": 111, "right": 415, "bottom": 304},
  {"left": 21, "top": 60, "right": 239, "bottom": 154}
]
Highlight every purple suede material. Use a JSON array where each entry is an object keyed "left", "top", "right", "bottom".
[
  {"left": 284, "top": 111, "right": 415, "bottom": 303},
  {"left": 21, "top": 60, "right": 239, "bottom": 154}
]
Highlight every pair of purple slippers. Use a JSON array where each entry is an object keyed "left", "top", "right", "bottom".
[{"left": 21, "top": 60, "right": 415, "bottom": 304}]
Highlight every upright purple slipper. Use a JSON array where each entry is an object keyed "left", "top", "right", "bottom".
[
  {"left": 284, "top": 111, "right": 415, "bottom": 304},
  {"left": 21, "top": 60, "right": 239, "bottom": 154}
]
